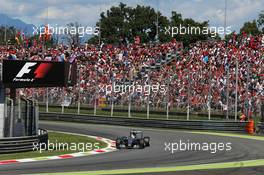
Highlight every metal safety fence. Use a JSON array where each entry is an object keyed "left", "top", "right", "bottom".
[
  {"left": 40, "top": 113, "right": 248, "bottom": 132},
  {"left": 3, "top": 98, "right": 38, "bottom": 137}
]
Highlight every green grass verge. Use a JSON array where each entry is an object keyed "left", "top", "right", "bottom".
[
  {"left": 0, "top": 131, "right": 108, "bottom": 161},
  {"left": 38, "top": 159, "right": 264, "bottom": 175}
]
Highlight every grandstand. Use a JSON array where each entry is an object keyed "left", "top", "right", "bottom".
[{"left": 0, "top": 34, "right": 263, "bottom": 121}]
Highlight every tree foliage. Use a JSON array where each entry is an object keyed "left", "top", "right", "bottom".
[
  {"left": 0, "top": 26, "right": 16, "bottom": 45},
  {"left": 240, "top": 20, "right": 261, "bottom": 35},
  {"left": 169, "top": 11, "right": 217, "bottom": 46},
  {"left": 257, "top": 10, "right": 264, "bottom": 33},
  {"left": 88, "top": 3, "right": 214, "bottom": 46}
]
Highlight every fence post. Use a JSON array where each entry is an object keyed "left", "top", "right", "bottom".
[
  {"left": 46, "top": 88, "right": 49, "bottom": 113},
  {"left": 235, "top": 56, "right": 238, "bottom": 121},
  {"left": 187, "top": 72, "right": 191, "bottom": 121},
  {"left": 147, "top": 97, "right": 150, "bottom": 119},
  {"left": 6, "top": 98, "right": 14, "bottom": 137},
  {"left": 26, "top": 99, "right": 30, "bottom": 136},
  {"left": 18, "top": 97, "right": 21, "bottom": 120},
  {"left": 166, "top": 76, "right": 170, "bottom": 120},
  {"left": 208, "top": 61, "right": 212, "bottom": 120},
  {"left": 77, "top": 69, "right": 81, "bottom": 115},
  {"left": 147, "top": 74, "right": 150, "bottom": 119},
  {"left": 0, "top": 84, "right": 5, "bottom": 138},
  {"left": 226, "top": 63, "right": 229, "bottom": 120},
  {"left": 61, "top": 88, "right": 64, "bottom": 114},
  {"left": 245, "top": 57, "right": 250, "bottom": 118},
  {"left": 110, "top": 101, "right": 114, "bottom": 117},
  {"left": 94, "top": 70, "right": 98, "bottom": 116},
  {"left": 128, "top": 93, "right": 131, "bottom": 118},
  {"left": 77, "top": 100, "right": 80, "bottom": 115},
  {"left": 110, "top": 80, "right": 114, "bottom": 117},
  {"left": 35, "top": 100, "right": 39, "bottom": 135},
  {"left": 20, "top": 98, "right": 29, "bottom": 136},
  {"left": 3, "top": 103, "right": 6, "bottom": 137},
  {"left": 261, "top": 100, "right": 264, "bottom": 122}
]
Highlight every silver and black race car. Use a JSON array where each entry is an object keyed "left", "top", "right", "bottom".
[{"left": 116, "top": 130, "right": 150, "bottom": 149}]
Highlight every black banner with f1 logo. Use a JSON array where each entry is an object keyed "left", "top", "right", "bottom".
[{"left": 2, "top": 60, "right": 76, "bottom": 88}]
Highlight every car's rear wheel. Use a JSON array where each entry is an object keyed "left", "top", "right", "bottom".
[
  {"left": 144, "top": 137, "right": 150, "bottom": 147},
  {"left": 139, "top": 139, "right": 145, "bottom": 149}
]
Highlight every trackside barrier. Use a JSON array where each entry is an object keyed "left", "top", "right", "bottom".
[
  {"left": 257, "top": 122, "right": 264, "bottom": 134},
  {"left": 245, "top": 119, "right": 254, "bottom": 134},
  {"left": 39, "top": 113, "right": 248, "bottom": 132},
  {"left": 0, "top": 129, "right": 48, "bottom": 154}
]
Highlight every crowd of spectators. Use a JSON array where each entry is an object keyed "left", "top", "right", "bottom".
[{"left": 0, "top": 34, "right": 263, "bottom": 117}]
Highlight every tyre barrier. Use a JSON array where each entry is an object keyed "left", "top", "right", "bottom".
[
  {"left": 40, "top": 113, "right": 248, "bottom": 132},
  {"left": 0, "top": 129, "right": 48, "bottom": 154},
  {"left": 245, "top": 120, "right": 255, "bottom": 134}
]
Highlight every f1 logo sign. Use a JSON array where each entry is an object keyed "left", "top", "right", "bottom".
[
  {"left": 3, "top": 60, "right": 66, "bottom": 87},
  {"left": 16, "top": 62, "right": 37, "bottom": 78}
]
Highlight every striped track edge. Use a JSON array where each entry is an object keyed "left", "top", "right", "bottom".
[{"left": 0, "top": 131, "right": 116, "bottom": 165}]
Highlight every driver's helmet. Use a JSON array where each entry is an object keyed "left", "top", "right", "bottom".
[{"left": 131, "top": 132, "right": 136, "bottom": 138}]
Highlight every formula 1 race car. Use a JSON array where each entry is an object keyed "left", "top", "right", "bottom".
[{"left": 116, "top": 130, "right": 150, "bottom": 149}]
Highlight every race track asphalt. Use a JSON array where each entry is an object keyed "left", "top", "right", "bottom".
[{"left": 0, "top": 120, "right": 264, "bottom": 175}]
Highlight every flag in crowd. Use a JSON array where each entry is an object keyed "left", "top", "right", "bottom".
[{"left": 15, "top": 31, "right": 23, "bottom": 45}]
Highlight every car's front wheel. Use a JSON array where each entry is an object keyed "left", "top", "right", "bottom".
[{"left": 116, "top": 138, "right": 121, "bottom": 149}]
